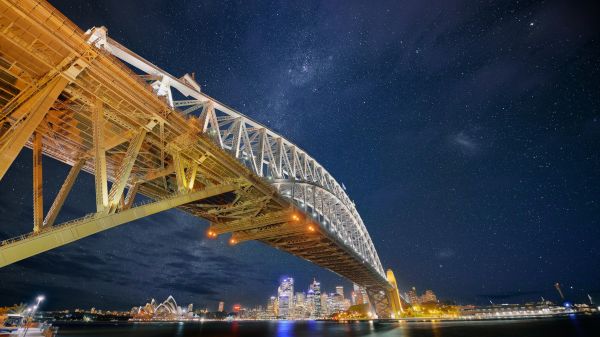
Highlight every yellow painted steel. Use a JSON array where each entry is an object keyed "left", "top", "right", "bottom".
[
  {"left": 32, "top": 132, "right": 44, "bottom": 233},
  {"left": 106, "top": 128, "right": 147, "bottom": 213},
  {"left": 0, "top": 183, "right": 237, "bottom": 267},
  {"left": 0, "top": 76, "right": 70, "bottom": 180},
  {"left": 43, "top": 159, "right": 85, "bottom": 228},
  {"left": 386, "top": 269, "right": 404, "bottom": 318},
  {"left": 93, "top": 98, "right": 109, "bottom": 212}
]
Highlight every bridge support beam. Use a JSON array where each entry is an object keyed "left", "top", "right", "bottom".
[
  {"left": 106, "top": 128, "right": 147, "bottom": 213},
  {"left": 93, "top": 98, "right": 109, "bottom": 212},
  {"left": 185, "top": 162, "right": 199, "bottom": 190},
  {"left": 32, "top": 132, "right": 44, "bottom": 233},
  {"left": 366, "top": 287, "right": 393, "bottom": 319},
  {"left": 232, "top": 221, "right": 313, "bottom": 243},
  {"left": 364, "top": 269, "right": 405, "bottom": 319},
  {"left": 43, "top": 159, "right": 85, "bottom": 228},
  {"left": 0, "top": 183, "right": 238, "bottom": 268},
  {"left": 208, "top": 209, "right": 291, "bottom": 235},
  {"left": 173, "top": 152, "right": 188, "bottom": 193},
  {"left": 0, "top": 76, "right": 70, "bottom": 181},
  {"left": 121, "top": 182, "right": 139, "bottom": 211}
]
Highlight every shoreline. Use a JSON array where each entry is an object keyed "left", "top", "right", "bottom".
[{"left": 47, "top": 312, "right": 599, "bottom": 325}]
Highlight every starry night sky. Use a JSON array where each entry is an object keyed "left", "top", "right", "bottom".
[{"left": 1, "top": 0, "right": 599, "bottom": 311}]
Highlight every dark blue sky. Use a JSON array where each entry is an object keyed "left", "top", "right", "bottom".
[{"left": 1, "top": 0, "right": 599, "bottom": 310}]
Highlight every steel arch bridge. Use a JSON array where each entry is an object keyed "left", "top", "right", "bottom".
[{"left": 0, "top": 0, "right": 404, "bottom": 318}]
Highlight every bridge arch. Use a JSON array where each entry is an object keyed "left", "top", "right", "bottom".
[{"left": 0, "top": 0, "right": 403, "bottom": 318}]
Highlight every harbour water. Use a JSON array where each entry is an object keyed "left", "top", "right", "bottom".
[{"left": 54, "top": 316, "right": 600, "bottom": 337}]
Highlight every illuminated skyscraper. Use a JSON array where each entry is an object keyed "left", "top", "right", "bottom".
[
  {"left": 306, "top": 289, "right": 315, "bottom": 316},
  {"left": 336, "top": 286, "right": 344, "bottom": 299},
  {"left": 320, "top": 293, "right": 329, "bottom": 317},
  {"left": 267, "top": 296, "right": 278, "bottom": 319},
  {"left": 310, "top": 279, "right": 322, "bottom": 318},
  {"left": 278, "top": 277, "right": 294, "bottom": 319},
  {"left": 293, "top": 292, "right": 306, "bottom": 319},
  {"left": 408, "top": 287, "right": 420, "bottom": 305},
  {"left": 353, "top": 283, "right": 369, "bottom": 305},
  {"left": 361, "top": 287, "right": 369, "bottom": 306},
  {"left": 218, "top": 301, "right": 224, "bottom": 312}
]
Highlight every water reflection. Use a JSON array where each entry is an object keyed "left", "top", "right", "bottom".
[
  {"left": 430, "top": 321, "right": 442, "bottom": 337},
  {"left": 230, "top": 321, "right": 239, "bottom": 335},
  {"left": 174, "top": 321, "right": 184, "bottom": 337},
  {"left": 52, "top": 317, "right": 600, "bottom": 337},
  {"left": 276, "top": 321, "right": 293, "bottom": 337}
]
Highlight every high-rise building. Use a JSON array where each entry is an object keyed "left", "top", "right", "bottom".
[
  {"left": 310, "top": 279, "right": 322, "bottom": 318},
  {"left": 296, "top": 292, "right": 305, "bottom": 303},
  {"left": 335, "top": 286, "right": 344, "bottom": 299},
  {"left": 353, "top": 283, "right": 369, "bottom": 305},
  {"left": 306, "top": 289, "right": 315, "bottom": 317},
  {"left": 218, "top": 301, "right": 224, "bottom": 312},
  {"left": 361, "top": 287, "right": 369, "bottom": 306},
  {"left": 320, "top": 293, "right": 329, "bottom": 317},
  {"left": 408, "top": 287, "right": 420, "bottom": 305},
  {"left": 421, "top": 290, "right": 438, "bottom": 303},
  {"left": 267, "top": 296, "right": 278, "bottom": 319},
  {"left": 327, "top": 292, "right": 345, "bottom": 314},
  {"left": 293, "top": 292, "right": 306, "bottom": 319},
  {"left": 326, "top": 293, "right": 338, "bottom": 314},
  {"left": 278, "top": 277, "right": 294, "bottom": 319}
]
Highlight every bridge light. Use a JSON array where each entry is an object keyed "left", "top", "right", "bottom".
[
  {"left": 308, "top": 225, "right": 315, "bottom": 232},
  {"left": 207, "top": 230, "right": 217, "bottom": 238},
  {"left": 229, "top": 238, "right": 237, "bottom": 245},
  {"left": 291, "top": 214, "right": 300, "bottom": 221}
]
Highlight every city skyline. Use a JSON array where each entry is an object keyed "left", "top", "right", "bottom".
[{"left": 0, "top": 0, "right": 599, "bottom": 312}]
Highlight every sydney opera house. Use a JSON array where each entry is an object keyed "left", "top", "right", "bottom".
[{"left": 131, "top": 296, "right": 194, "bottom": 320}]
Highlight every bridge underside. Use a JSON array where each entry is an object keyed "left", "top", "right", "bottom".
[{"left": 0, "top": 0, "right": 403, "bottom": 318}]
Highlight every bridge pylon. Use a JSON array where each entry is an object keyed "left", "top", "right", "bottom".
[
  {"left": 385, "top": 269, "right": 404, "bottom": 318},
  {"left": 365, "top": 268, "right": 404, "bottom": 319}
]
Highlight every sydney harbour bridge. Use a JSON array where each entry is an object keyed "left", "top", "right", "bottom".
[{"left": 0, "top": 0, "right": 404, "bottom": 318}]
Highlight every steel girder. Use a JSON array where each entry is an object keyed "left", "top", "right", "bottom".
[{"left": 0, "top": 183, "right": 238, "bottom": 267}]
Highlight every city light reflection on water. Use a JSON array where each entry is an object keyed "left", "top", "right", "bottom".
[
  {"left": 174, "top": 321, "right": 184, "bottom": 337},
  {"left": 53, "top": 317, "right": 600, "bottom": 337},
  {"left": 430, "top": 320, "right": 441, "bottom": 337},
  {"left": 276, "top": 320, "right": 292, "bottom": 337},
  {"left": 230, "top": 321, "right": 240, "bottom": 335}
]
